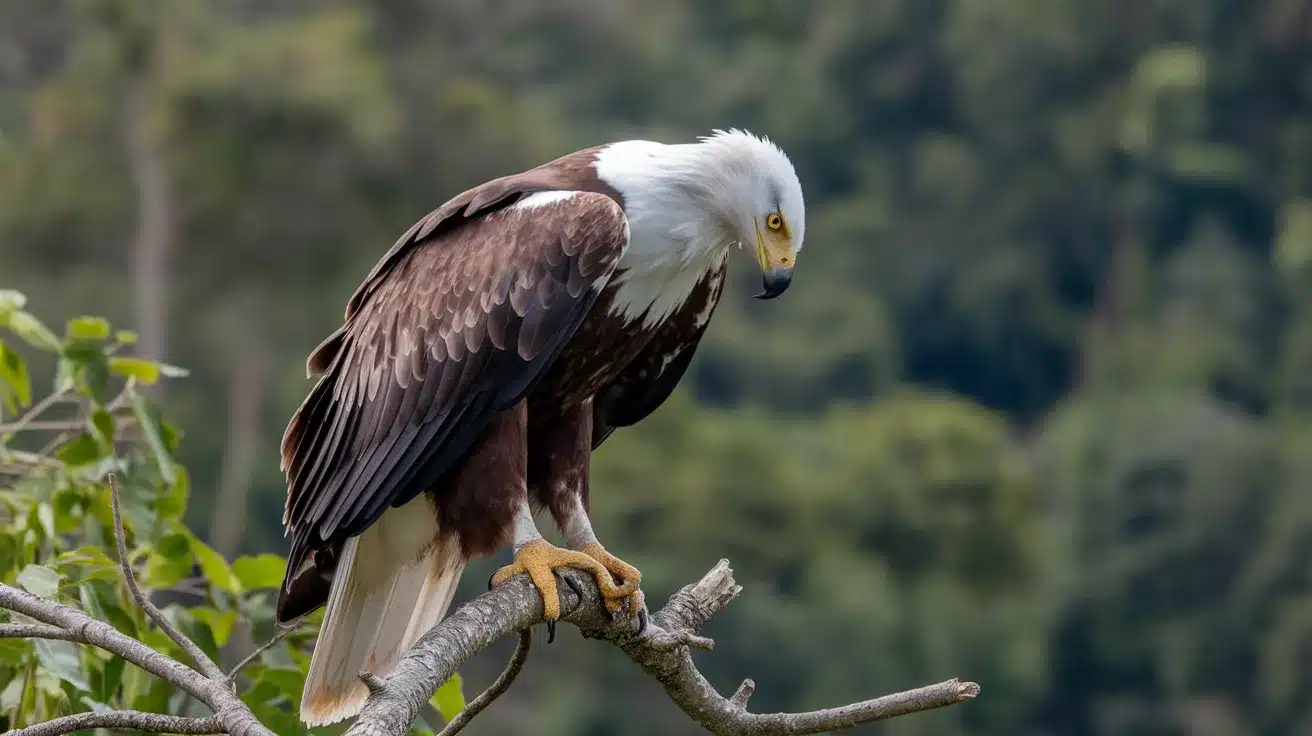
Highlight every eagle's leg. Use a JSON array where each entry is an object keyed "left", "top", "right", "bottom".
[
  {"left": 557, "top": 497, "right": 644, "bottom": 615},
  {"left": 489, "top": 498, "right": 629, "bottom": 622}
]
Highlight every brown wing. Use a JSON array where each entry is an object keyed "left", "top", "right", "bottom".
[
  {"left": 277, "top": 191, "right": 627, "bottom": 621},
  {"left": 591, "top": 259, "right": 727, "bottom": 448}
]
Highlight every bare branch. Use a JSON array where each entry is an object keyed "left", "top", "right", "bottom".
[
  {"left": 0, "top": 622, "right": 81, "bottom": 641},
  {"left": 7, "top": 710, "right": 222, "bottom": 736},
  {"left": 226, "top": 623, "right": 296, "bottom": 686},
  {"left": 0, "top": 388, "right": 71, "bottom": 437},
  {"left": 344, "top": 559, "right": 979, "bottom": 736},
  {"left": 107, "top": 472, "right": 227, "bottom": 681},
  {"left": 437, "top": 628, "right": 532, "bottom": 736}
]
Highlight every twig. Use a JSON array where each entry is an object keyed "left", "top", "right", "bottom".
[
  {"left": 342, "top": 560, "right": 979, "bottom": 736},
  {"left": 436, "top": 628, "right": 532, "bottom": 736},
  {"left": 107, "top": 472, "right": 227, "bottom": 681},
  {"left": 0, "top": 388, "right": 71, "bottom": 437},
  {"left": 7, "top": 710, "right": 222, "bottom": 736},
  {"left": 226, "top": 623, "right": 297, "bottom": 686},
  {"left": 0, "top": 622, "right": 81, "bottom": 641}
]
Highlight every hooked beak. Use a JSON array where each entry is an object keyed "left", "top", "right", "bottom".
[
  {"left": 755, "top": 266, "right": 793, "bottom": 300},
  {"left": 753, "top": 225, "right": 794, "bottom": 300}
]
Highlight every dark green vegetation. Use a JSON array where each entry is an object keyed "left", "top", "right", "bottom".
[{"left": 3, "top": 1, "right": 1311, "bottom": 733}]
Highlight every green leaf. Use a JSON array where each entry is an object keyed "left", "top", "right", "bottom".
[
  {"left": 17, "top": 564, "right": 61, "bottom": 598},
  {"left": 0, "top": 340, "right": 31, "bottom": 412},
  {"left": 191, "top": 607, "right": 238, "bottom": 647},
  {"left": 143, "top": 549, "right": 193, "bottom": 589},
  {"left": 7, "top": 311, "right": 62, "bottom": 352},
  {"left": 0, "top": 637, "right": 30, "bottom": 666},
  {"left": 232, "top": 554, "right": 288, "bottom": 590},
  {"left": 34, "top": 638, "right": 87, "bottom": 690},
  {"left": 130, "top": 391, "right": 176, "bottom": 484},
  {"left": 66, "top": 316, "right": 110, "bottom": 341},
  {"left": 108, "top": 357, "right": 161, "bottom": 385},
  {"left": 186, "top": 532, "right": 241, "bottom": 595},
  {"left": 153, "top": 466, "right": 189, "bottom": 519},
  {"left": 88, "top": 408, "right": 115, "bottom": 448},
  {"left": 157, "top": 533, "right": 191, "bottom": 559},
  {"left": 97, "top": 656, "right": 126, "bottom": 703},
  {"left": 56, "top": 434, "right": 103, "bottom": 466},
  {"left": 430, "top": 673, "right": 465, "bottom": 721},
  {"left": 80, "top": 582, "right": 136, "bottom": 637},
  {"left": 254, "top": 665, "right": 305, "bottom": 703},
  {"left": 115, "top": 330, "right": 138, "bottom": 345}
]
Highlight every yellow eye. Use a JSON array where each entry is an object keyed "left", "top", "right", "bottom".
[{"left": 766, "top": 213, "right": 784, "bottom": 230}]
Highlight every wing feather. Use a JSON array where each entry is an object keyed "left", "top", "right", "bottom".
[{"left": 278, "top": 191, "right": 628, "bottom": 619}]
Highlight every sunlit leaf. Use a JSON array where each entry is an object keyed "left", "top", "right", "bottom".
[
  {"left": 115, "top": 330, "right": 138, "bottom": 345},
  {"left": 17, "top": 564, "right": 61, "bottom": 598},
  {"left": 7, "top": 311, "right": 62, "bottom": 352},
  {"left": 108, "top": 357, "right": 161, "bottom": 385},
  {"left": 65, "top": 317, "right": 110, "bottom": 342},
  {"left": 187, "top": 531, "right": 242, "bottom": 594},
  {"left": 233, "top": 554, "right": 288, "bottom": 590},
  {"left": 430, "top": 672, "right": 465, "bottom": 721}
]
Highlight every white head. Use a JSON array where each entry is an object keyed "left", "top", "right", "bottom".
[
  {"left": 690, "top": 129, "right": 806, "bottom": 299},
  {"left": 594, "top": 129, "right": 806, "bottom": 301}
]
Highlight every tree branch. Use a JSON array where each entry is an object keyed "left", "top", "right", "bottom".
[
  {"left": 345, "top": 559, "right": 979, "bottom": 736},
  {"left": 0, "top": 622, "right": 81, "bottom": 641},
  {"left": 7, "top": 710, "right": 222, "bottom": 736},
  {"left": 437, "top": 629, "right": 532, "bottom": 736},
  {"left": 107, "top": 473, "right": 227, "bottom": 681}
]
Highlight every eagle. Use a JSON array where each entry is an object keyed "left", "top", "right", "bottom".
[{"left": 274, "top": 129, "right": 806, "bottom": 725}]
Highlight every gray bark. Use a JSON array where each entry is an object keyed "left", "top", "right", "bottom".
[{"left": 345, "top": 560, "right": 979, "bottom": 736}]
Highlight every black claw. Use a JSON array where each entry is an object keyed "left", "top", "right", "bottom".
[
  {"left": 546, "top": 620, "right": 557, "bottom": 644},
  {"left": 637, "top": 607, "right": 649, "bottom": 635}
]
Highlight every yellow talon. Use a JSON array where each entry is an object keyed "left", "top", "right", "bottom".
[
  {"left": 490, "top": 539, "right": 626, "bottom": 620},
  {"left": 581, "top": 542, "right": 645, "bottom": 614}
]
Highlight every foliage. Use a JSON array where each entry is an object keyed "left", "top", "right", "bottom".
[{"left": 0, "top": 291, "right": 463, "bottom": 734}]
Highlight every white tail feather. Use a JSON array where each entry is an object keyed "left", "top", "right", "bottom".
[{"left": 299, "top": 500, "right": 466, "bottom": 727}]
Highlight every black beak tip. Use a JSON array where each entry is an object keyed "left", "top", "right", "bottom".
[{"left": 754, "top": 267, "right": 793, "bottom": 300}]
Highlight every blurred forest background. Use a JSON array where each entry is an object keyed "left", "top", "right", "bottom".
[{"left": 3, "top": 0, "right": 1312, "bottom": 734}]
